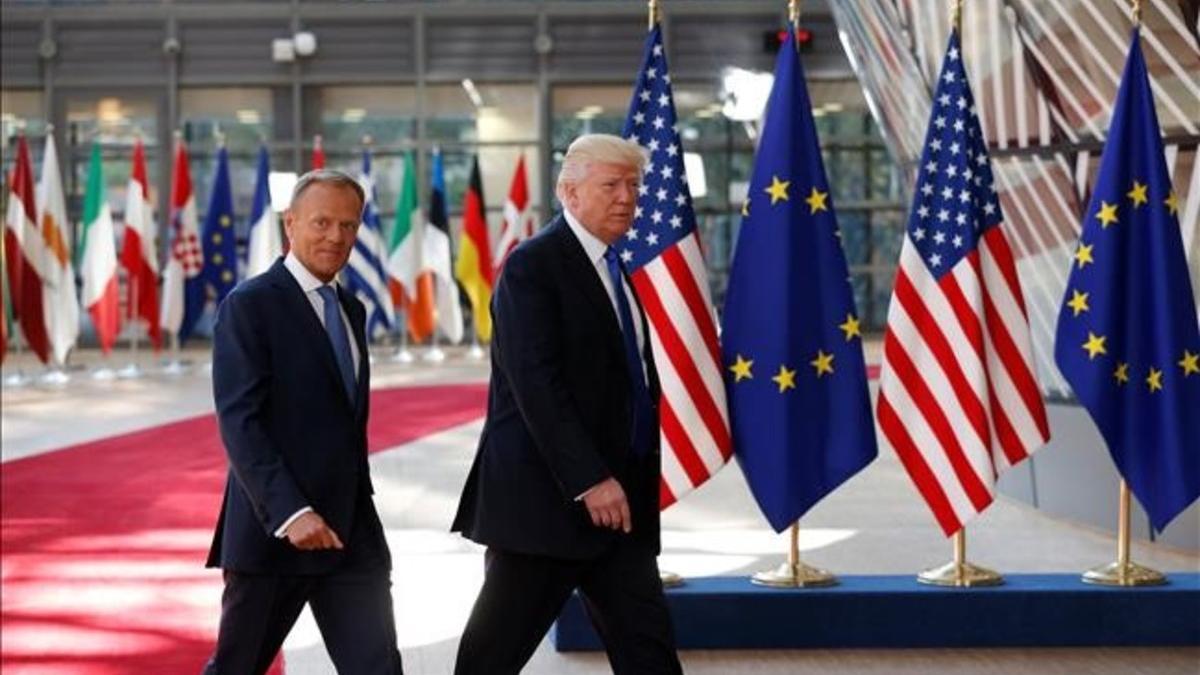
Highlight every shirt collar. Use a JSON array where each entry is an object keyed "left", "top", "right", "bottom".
[
  {"left": 563, "top": 209, "right": 610, "bottom": 266},
  {"left": 284, "top": 251, "right": 338, "bottom": 294}
]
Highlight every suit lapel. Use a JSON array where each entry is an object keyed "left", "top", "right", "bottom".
[
  {"left": 268, "top": 260, "right": 356, "bottom": 413},
  {"left": 550, "top": 217, "right": 624, "bottom": 349}
]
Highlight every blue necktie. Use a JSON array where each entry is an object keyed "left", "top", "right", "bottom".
[
  {"left": 604, "top": 248, "right": 656, "bottom": 456},
  {"left": 317, "top": 285, "right": 357, "bottom": 404}
]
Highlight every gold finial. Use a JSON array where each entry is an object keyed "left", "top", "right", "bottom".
[
  {"left": 951, "top": 0, "right": 963, "bottom": 34},
  {"left": 789, "top": 0, "right": 802, "bottom": 51},
  {"left": 361, "top": 134, "right": 373, "bottom": 147},
  {"left": 648, "top": 0, "right": 659, "bottom": 30},
  {"left": 213, "top": 123, "right": 225, "bottom": 148},
  {"left": 1131, "top": 0, "right": 1142, "bottom": 25}
]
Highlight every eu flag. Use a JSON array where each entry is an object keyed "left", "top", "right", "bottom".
[
  {"left": 1053, "top": 29, "right": 1200, "bottom": 532},
  {"left": 720, "top": 30, "right": 878, "bottom": 532},
  {"left": 201, "top": 146, "right": 238, "bottom": 302}
]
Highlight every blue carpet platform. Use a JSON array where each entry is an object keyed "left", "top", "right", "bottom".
[{"left": 551, "top": 573, "right": 1200, "bottom": 650}]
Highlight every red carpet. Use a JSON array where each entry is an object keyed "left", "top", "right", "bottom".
[{"left": 1, "top": 384, "right": 487, "bottom": 675}]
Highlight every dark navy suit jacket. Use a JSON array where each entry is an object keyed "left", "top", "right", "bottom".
[
  {"left": 206, "top": 258, "right": 387, "bottom": 575},
  {"left": 452, "top": 216, "right": 662, "bottom": 560}
]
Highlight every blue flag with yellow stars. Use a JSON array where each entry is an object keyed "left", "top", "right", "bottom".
[
  {"left": 1053, "top": 29, "right": 1200, "bottom": 532},
  {"left": 201, "top": 145, "right": 238, "bottom": 303},
  {"left": 720, "top": 29, "right": 878, "bottom": 533}
]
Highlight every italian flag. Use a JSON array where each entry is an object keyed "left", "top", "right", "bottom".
[{"left": 78, "top": 143, "right": 120, "bottom": 353}]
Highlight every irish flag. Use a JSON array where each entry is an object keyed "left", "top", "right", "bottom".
[
  {"left": 387, "top": 151, "right": 435, "bottom": 342},
  {"left": 78, "top": 142, "right": 120, "bottom": 353}
]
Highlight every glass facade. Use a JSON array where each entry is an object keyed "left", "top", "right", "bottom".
[{"left": 1, "top": 1, "right": 911, "bottom": 338}]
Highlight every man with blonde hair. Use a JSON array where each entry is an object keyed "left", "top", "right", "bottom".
[{"left": 452, "top": 134, "right": 682, "bottom": 674}]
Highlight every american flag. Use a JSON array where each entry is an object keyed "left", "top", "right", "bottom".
[
  {"left": 616, "top": 25, "right": 732, "bottom": 508},
  {"left": 876, "top": 31, "right": 1050, "bottom": 536}
]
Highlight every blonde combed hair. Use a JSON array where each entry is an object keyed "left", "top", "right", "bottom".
[{"left": 555, "top": 134, "right": 648, "bottom": 200}]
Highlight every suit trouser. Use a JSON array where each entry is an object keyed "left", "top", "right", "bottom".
[
  {"left": 204, "top": 500, "right": 402, "bottom": 674},
  {"left": 454, "top": 538, "right": 682, "bottom": 675}
]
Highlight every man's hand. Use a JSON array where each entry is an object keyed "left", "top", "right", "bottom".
[
  {"left": 283, "top": 512, "right": 345, "bottom": 550},
  {"left": 582, "top": 477, "right": 632, "bottom": 533}
]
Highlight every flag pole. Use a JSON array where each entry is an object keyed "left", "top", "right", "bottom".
[
  {"left": 917, "top": 528, "right": 1003, "bottom": 586},
  {"left": 789, "top": 0, "right": 800, "bottom": 46},
  {"left": 752, "top": 521, "right": 837, "bottom": 588},
  {"left": 1080, "top": 0, "right": 1161, "bottom": 586},
  {"left": 424, "top": 319, "right": 446, "bottom": 362},
  {"left": 3, "top": 130, "right": 31, "bottom": 387},
  {"left": 912, "top": 0, "right": 1002, "bottom": 591},
  {"left": 391, "top": 307, "right": 415, "bottom": 363},
  {"left": 120, "top": 262, "right": 143, "bottom": 379},
  {"left": 466, "top": 325, "right": 485, "bottom": 360},
  {"left": 746, "top": 0, "right": 833, "bottom": 594},
  {"left": 4, "top": 310, "right": 30, "bottom": 388},
  {"left": 120, "top": 128, "right": 144, "bottom": 379},
  {"left": 163, "top": 331, "right": 186, "bottom": 375},
  {"left": 162, "top": 129, "right": 188, "bottom": 376},
  {"left": 648, "top": 0, "right": 686, "bottom": 588},
  {"left": 3, "top": 333, "right": 30, "bottom": 386},
  {"left": 1081, "top": 480, "right": 1165, "bottom": 586}
]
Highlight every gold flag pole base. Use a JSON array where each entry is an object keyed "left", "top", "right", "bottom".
[
  {"left": 659, "top": 570, "right": 685, "bottom": 588},
  {"left": 917, "top": 559, "right": 1003, "bottom": 587},
  {"left": 751, "top": 560, "right": 838, "bottom": 588},
  {"left": 916, "top": 529, "right": 1003, "bottom": 587},
  {"left": 750, "top": 521, "right": 838, "bottom": 588},
  {"left": 1081, "top": 481, "right": 1167, "bottom": 587},
  {"left": 1081, "top": 560, "right": 1166, "bottom": 587}
]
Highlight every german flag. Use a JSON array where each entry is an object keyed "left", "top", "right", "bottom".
[{"left": 454, "top": 156, "right": 494, "bottom": 342}]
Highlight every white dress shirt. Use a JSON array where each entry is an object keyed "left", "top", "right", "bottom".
[
  {"left": 284, "top": 252, "right": 362, "bottom": 376},
  {"left": 274, "top": 252, "right": 364, "bottom": 537},
  {"left": 562, "top": 209, "right": 648, "bottom": 381}
]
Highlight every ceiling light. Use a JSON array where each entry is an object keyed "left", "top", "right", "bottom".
[
  {"left": 462, "top": 79, "right": 484, "bottom": 108},
  {"left": 720, "top": 67, "right": 774, "bottom": 122}
]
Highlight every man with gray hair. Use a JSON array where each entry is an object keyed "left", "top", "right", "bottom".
[
  {"left": 452, "top": 134, "right": 682, "bottom": 674},
  {"left": 205, "top": 169, "right": 403, "bottom": 673}
]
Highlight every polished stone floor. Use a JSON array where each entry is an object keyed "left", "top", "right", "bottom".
[{"left": 3, "top": 346, "right": 1197, "bottom": 674}]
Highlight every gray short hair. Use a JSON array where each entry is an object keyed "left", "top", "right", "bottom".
[
  {"left": 290, "top": 169, "right": 365, "bottom": 212},
  {"left": 555, "top": 134, "right": 647, "bottom": 200}
]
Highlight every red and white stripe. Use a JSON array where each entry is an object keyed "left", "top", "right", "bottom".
[
  {"left": 121, "top": 138, "right": 162, "bottom": 350},
  {"left": 877, "top": 226, "right": 1050, "bottom": 535},
  {"left": 628, "top": 232, "right": 732, "bottom": 508}
]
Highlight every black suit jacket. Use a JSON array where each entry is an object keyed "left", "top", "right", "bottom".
[
  {"left": 452, "top": 216, "right": 662, "bottom": 560},
  {"left": 206, "top": 258, "right": 387, "bottom": 575}
]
